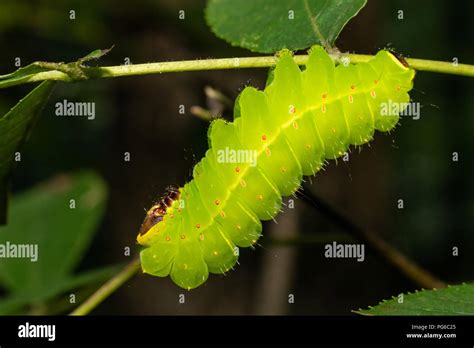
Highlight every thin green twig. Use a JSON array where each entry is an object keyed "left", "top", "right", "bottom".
[
  {"left": 2, "top": 54, "right": 473, "bottom": 89},
  {"left": 62, "top": 54, "right": 474, "bottom": 78},
  {"left": 69, "top": 257, "right": 141, "bottom": 316}
]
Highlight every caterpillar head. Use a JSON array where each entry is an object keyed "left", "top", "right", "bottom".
[{"left": 138, "top": 186, "right": 180, "bottom": 237}]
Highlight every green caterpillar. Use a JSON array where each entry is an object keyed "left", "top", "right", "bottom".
[{"left": 137, "top": 45, "right": 415, "bottom": 290}]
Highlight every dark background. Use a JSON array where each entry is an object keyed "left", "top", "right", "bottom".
[{"left": 0, "top": 0, "right": 472, "bottom": 314}]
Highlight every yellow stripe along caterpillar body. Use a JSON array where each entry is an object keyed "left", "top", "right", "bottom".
[{"left": 137, "top": 45, "right": 415, "bottom": 290}]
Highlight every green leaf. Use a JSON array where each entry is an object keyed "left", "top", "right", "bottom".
[
  {"left": 0, "top": 81, "right": 55, "bottom": 223},
  {"left": 355, "top": 284, "right": 474, "bottom": 315},
  {"left": 0, "top": 265, "right": 120, "bottom": 315},
  {"left": 0, "top": 65, "right": 54, "bottom": 89},
  {"left": 205, "top": 0, "right": 367, "bottom": 53},
  {"left": 0, "top": 171, "right": 112, "bottom": 308},
  {"left": 78, "top": 46, "right": 114, "bottom": 64},
  {"left": 0, "top": 296, "right": 31, "bottom": 315}
]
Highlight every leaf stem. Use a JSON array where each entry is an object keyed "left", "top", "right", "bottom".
[
  {"left": 2, "top": 54, "right": 473, "bottom": 89},
  {"left": 69, "top": 257, "right": 141, "bottom": 316}
]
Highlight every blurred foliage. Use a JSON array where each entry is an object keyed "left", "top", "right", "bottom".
[{"left": 0, "top": 171, "right": 119, "bottom": 314}]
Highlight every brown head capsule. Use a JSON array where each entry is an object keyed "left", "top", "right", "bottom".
[{"left": 138, "top": 186, "right": 181, "bottom": 236}]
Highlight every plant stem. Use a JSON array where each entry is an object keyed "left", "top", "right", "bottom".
[
  {"left": 3, "top": 54, "right": 473, "bottom": 89},
  {"left": 83, "top": 55, "right": 474, "bottom": 78},
  {"left": 404, "top": 57, "right": 473, "bottom": 76},
  {"left": 69, "top": 257, "right": 141, "bottom": 316}
]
